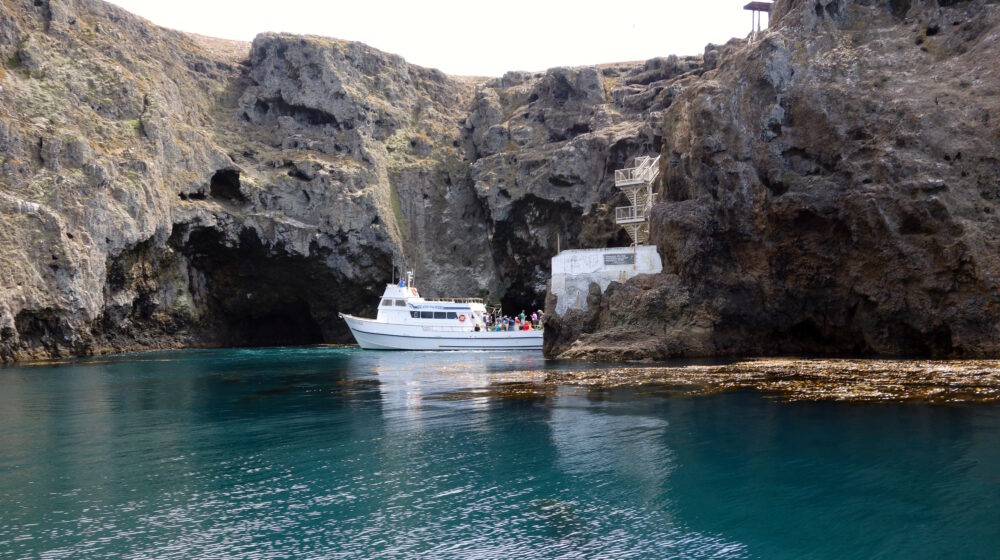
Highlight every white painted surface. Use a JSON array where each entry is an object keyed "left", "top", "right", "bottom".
[
  {"left": 341, "top": 314, "right": 543, "bottom": 350},
  {"left": 341, "top": 283, "right": 542, "bottom": 350},
  {"left": 550, "top": 246, "right": 662, "bottom": 316}
]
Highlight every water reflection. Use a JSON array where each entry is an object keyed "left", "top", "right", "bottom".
[
  {"left": 1, "top": 349, "right": 999, "bottom": 559},
  {"left": 348, "top": 351, "right": 748, "bottom": 557},
  {"left": 550, "top": 388, "right": 673, "bottom": 496},
  {"left": 359, "top": 351, "right": 548, "bottom": 422}
]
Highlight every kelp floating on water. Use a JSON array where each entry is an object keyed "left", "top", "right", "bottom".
[{"left": 511, "top": 359, "right": 1000, "bottom": 403}]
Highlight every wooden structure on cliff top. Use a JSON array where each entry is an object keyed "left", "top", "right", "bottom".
[
  {"left": 745, "top": 1, "right": 773, "bottom": 40},
  {"left": 614, "top": 155, "right": 660, "bottom": 246}
]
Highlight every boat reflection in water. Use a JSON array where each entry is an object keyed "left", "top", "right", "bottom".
[{"left": 359, "top": 350, "right": 547, "bottom": 425}]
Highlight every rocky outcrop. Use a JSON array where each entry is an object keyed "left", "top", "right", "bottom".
[
  {"left": 0, "top": 0, "right": 452, "bottom": 360},
  {"left": 0, "top": 0, "right": 694, "bottom": 361},
  {"left": 546, "top": 0, "right": 1000, "bottom": 359},
  {"left": 466, "top": 57, "right": 701, "bottom": 311},
  {"left": 1, "top": 0, "right": 237, "bottom": 360}
]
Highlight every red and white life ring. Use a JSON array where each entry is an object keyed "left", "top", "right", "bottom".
[
  {"left": 458, "top": 314, "right": 466, "bottom": 322},
  {"left": 411, "top": 288, "right": 418, "bottom": 296}
]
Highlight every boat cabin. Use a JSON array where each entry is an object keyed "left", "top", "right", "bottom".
[{"left": 376, "top": 284, "right": 488, "bottom": 328}]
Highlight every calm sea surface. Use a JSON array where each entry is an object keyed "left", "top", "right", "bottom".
[{"left": 1, "top": 348, "right": 998, "bottom": 559}]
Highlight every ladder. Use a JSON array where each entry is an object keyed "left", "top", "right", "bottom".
[{"left": 614, "top": 155, "right": 660, "bottom": 246}]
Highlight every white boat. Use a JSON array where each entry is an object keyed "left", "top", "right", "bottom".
[{"left": 339, "top": 281, "right": 543, "bottom": 351}]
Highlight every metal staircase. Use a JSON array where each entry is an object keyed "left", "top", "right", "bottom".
[{"left": 614, "top": 155, "right": 660, "bottom": 246}]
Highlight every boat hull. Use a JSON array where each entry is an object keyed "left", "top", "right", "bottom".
[{"left": 340, "top": 313, "right": 543, "bottom": 350}]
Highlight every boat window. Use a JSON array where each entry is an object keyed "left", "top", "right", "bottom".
[
  {"left": 420, "top": 311, "right": 434, "bottom": 319},
  {"left": 433, "top": 312, "right": 446, "bottom": 319},
  {"left": 410, "top": 311, "right": 419, "bottom": 318},
  {"left": 395, "top": 300, "right": 406, "bottom": 306},
  {"left": 381, "top": 299, "right": 392, "bottom": 307},
  {"left": 446, "top": 312, "right": 457, "bottom": 319}
]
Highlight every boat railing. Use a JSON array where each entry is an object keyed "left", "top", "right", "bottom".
[
  {"left": 421, "top": 325, "right": 474, "bottom": 332},
  {"left": 421, "top": 325, "right": 543, "bottom": 333},
  {"left": 421, "top": 297, "right": 485, "bottom": 304}
]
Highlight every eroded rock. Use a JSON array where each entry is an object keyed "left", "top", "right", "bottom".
[{"left": 545, "top": 0, "right": 1000, "bottom": 359}]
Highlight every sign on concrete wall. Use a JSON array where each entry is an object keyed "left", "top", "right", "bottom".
[
  {"left": 550, "top": 246, "right": 663, "bottom": 315},
  {"left": 603, "top": 253, "right": 635, "bottom": 265}
]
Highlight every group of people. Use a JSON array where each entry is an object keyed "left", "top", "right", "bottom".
[{"left": 478, "top": 310, "right": 543, "bottom": 332}]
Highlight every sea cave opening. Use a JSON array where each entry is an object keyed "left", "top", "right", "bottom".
[
  {"left": 169, "top": 225, "right": 358, "bottom": 347},
  {"left": 223, "top": 299, "right": 325, "bottom": 347}
]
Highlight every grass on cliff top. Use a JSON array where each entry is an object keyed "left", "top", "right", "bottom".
[{"left": 601, "top": 75, "right": 619, "bottom": 102}]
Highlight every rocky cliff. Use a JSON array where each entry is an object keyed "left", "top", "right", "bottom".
[
  {"left": 0, "top": 0, "right": 683, "bottom": 361},
  {"left": 546, "top": 0, "right": 1000, "bottom": 359},
  {"left": 2, "top": 0, "right": 998, "bottom": 363}
]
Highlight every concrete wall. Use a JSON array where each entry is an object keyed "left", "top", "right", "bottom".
[{"left": 549, "top": 246, "right": 662, "bottom": 316}]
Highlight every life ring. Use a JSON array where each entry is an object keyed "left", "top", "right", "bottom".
[
  {"left": 458, "top": 314, "right": 466, "bottom": 322},
  {"left": 411, "top": 288, "right": 417, "bottom": 296}
]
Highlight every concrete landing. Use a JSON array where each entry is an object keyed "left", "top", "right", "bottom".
[{"left": 549, "top": 246, "right": 662, "bottom": 316}]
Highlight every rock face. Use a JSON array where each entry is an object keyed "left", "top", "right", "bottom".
[
  {"left": 546, "top": 0, "right": 1000, "bottom": 359},
  {"left": 467, "top": 56, "right": 702, "bottom": 312},
  {"left": 2, "top": 0, "right": 998, "bottom": 363},
  {"left": 0, "top": 0, "right": 692, "bottom": 361}
]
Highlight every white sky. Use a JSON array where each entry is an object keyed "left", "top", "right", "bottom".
[{"left": 106, "top": 0, "right": 768, "bottom": 76}]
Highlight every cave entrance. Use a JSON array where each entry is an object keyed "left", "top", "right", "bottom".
[
  {"left": 491, "top": 196, "right": 585, "bottom": 320},
  {"left": 170, "top": 225, "right": 370, "bottom": 348},
  {"left": 210, "top": 169, "right": 246, "bottom": 203},
  {"left": 226, "top": 300, "right": 324, "bottom": 347},
  {"left": 500, "top": 290, "right": 544, "bottom": 323}
]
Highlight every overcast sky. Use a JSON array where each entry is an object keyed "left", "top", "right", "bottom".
[{"left": 106, "top": 0, "right": 768, "bottom": 76}]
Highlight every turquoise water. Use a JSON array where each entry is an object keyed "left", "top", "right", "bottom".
[{"left": 1, "top": 348, "right": 998, "bottom": 559}]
